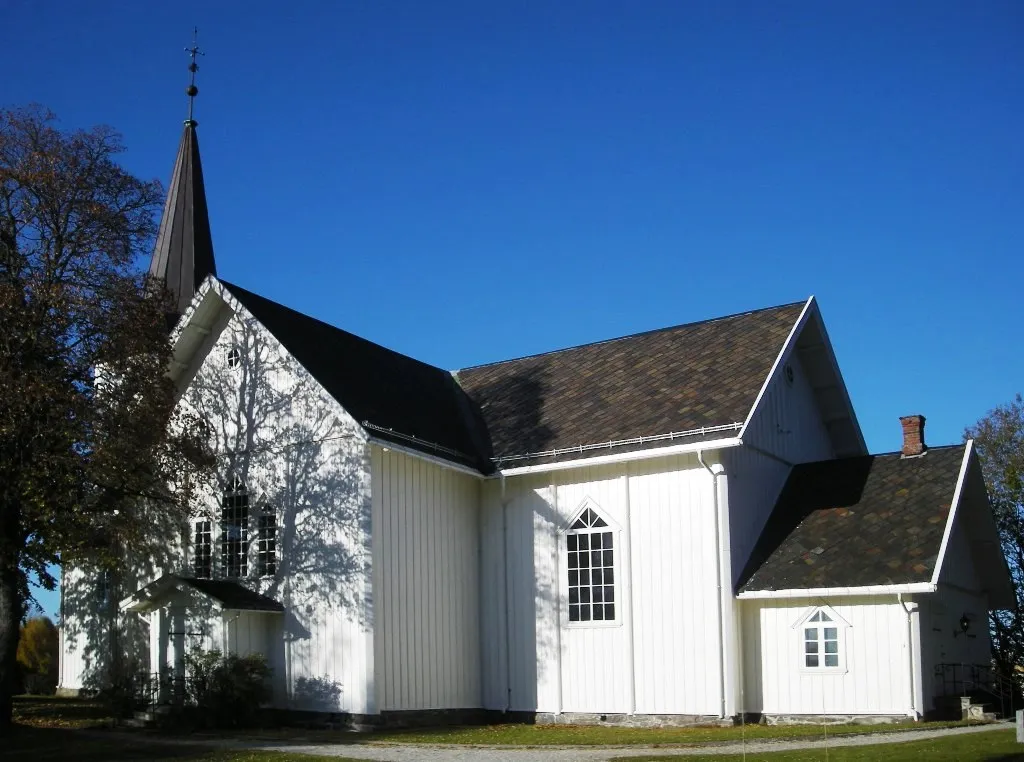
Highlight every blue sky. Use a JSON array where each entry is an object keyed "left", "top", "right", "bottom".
[{"left": 5, "top": 1, "right": 1022, "bottom": 617}]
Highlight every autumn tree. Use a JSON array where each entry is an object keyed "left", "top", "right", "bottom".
[
  {"left": 16, "top": 616, "right": 58, "bottom": 695},
  {"left": 0, "top": 105, "right": 214, "bottom": 728},
  {"left": 965, "top": 395, "right": 1024, "bottom": 693}
]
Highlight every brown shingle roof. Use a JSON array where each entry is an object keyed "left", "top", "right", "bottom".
[
  {"left": 739, "top": 445, "right": 967, "bottom": 592},
  {"left": 455, "top": 302, "right": 806, "bottom": 466}
]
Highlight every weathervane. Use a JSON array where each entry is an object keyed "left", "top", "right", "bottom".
[{"left": 185, "top": 27, "right": 204, "bottom": 124}]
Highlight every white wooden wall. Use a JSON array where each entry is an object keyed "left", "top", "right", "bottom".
[
  {"left": 725, "top": 351, "right": 835, "bottom": 585},
  {"left": 177, "top": 304, "right": 376, "bottom": 714},
  {"left": 741, "top": 596, "right": 914, "bottom": 717},
  {"left": 481, "top": 456, "right": 723, "bottom": 716},
  {"left": 371, "top": 446, "right": 482, "bottom": 711}
]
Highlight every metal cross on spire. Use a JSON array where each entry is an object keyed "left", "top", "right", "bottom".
[{"left": 185, "top": 27, "right": 204, "bottom": 124}]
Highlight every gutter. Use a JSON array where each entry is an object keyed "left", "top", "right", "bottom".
[{"left": 738, "top": 582, "right": 937, "bottom": 599}]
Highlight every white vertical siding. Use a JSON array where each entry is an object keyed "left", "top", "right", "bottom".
[
  {"left": 919, "top": 587, "right": 992, "bottom": 707},
  {"left": 743, "top": 597, "right": 913, "bottom": 716},
  {"left": 371, "top": 446, "right": 481, "bottom": 711},
  {"left": 726, "top": 351, "right": 835, "bottom": 585},
  {"left": 480, "top": 456, "right": 723, "bottom": 716},
  {"left": 628, "top": 456, "right": 721, "bottom": 715}
]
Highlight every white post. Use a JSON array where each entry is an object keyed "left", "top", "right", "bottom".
[{"left": 1016, "top": 709, "right": 1022, "bottom": 743}]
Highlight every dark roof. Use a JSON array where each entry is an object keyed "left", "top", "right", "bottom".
[
  {"left": 455, "top": 302, "right": 805, "bottom": 466},
  {"left": 739, "top": 445, "right": 968, "bottom": 593},
  {"left": 149, "top": 121, "right": 217, "bottom": 316},
  {"left": 219, "top": 280, "right": 492, "bottom": 472},
  {"left": 176, "top": 576, "right": 284, "bottom": 612}
]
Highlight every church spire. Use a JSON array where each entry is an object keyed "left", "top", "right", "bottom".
[{"left": 149, "top": 28, "right": 217, "bottom": 318}]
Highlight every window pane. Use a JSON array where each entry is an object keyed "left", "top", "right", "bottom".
[
  {"left": 825, "top": 641, "right": 838, "bottom": 654},
  {"left": 591, "top": 533, "right": 602, "bottom": 549},
  {"left": 578, "top": 535, "right": 589, "bottom": 551},
  {"left": 820, "top": 612, "right": 833, "bottom": 622},
  {"left": 824, "top": 627, "right": 837, "bottom": 640},
  {"left": 568, "top": 570, "right": 578, "bottom": 586},
  {"left": 580, "top": 587, "right": 590, "bottom": 603},
  {"left": 580, "top": 569, "right": 590, "bottom": 585},
  {"left": 810, "top": 612, "right": 822, "bottom": 622},
  {"left": 593, "top": 587, "right": 603, "bottom": 603},
  {"left": 592, "top": 568, "right": 603, "bottom": 585},
  {"left": 580, "top": 605, "right": 591, "bottom": 621},
  {"left": 804, "top": 628, "right": 816, "bottom": 641},
  {"left": 569, "top": 605, "right": 580, "bottom": 622},
  {"left": 605, "top": 604, "right": 615, "bottom": 620},
  {"left": 805, "top": 641, "right": 819, "bottom": 654},
  {"left": 604, "top": 585, "right": 614, "bottom": 603},
  {"left": 567, "top": 535, "right": 578, "bottom": 551},
  {"left": 591, "top": 550, "right": 603, "bottom": 566},
  {"left": 568, "top": 588, "right": 579, "bottom": 604},
  {"left": 593, "top": 605, "right": 604, "bottom": 621},
  {"left": 568, "top": 551, "right": 578, "bottom": 570},
  {"left": 604, "top": 550, "right": 613, "bottom": 566},
  {"left": 603, "top": 533, "right": 613, "bottom": 549},
  {"left": 806, "top": 655, "right": 819, "bottom": 667},
  {"left": 604, "top": 568, "right": 614, "bottom": 584},
  {"left": 825, "top": 655, "right": 839, "bottom": 667}
]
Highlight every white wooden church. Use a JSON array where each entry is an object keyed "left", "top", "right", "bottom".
[{"left": 59, "top": 103, "right": 1014, "bottom": 726}]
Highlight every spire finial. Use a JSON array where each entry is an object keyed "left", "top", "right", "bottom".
[{"left": 185, "top": 27, "right": 204, "bottom": 125}]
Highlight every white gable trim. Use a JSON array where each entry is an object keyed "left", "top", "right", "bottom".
[
  {"left": 928, "top": 440, "right": 974, "bottom": 587},
  {"left": 498, "top": 436, "right": 742, "bottom": 477},
  {"left": 738, "top": 582, "right": 937, "bottom": 599},
  {"left": 737, "top": 296, "right": 815, "bottom": 442}
]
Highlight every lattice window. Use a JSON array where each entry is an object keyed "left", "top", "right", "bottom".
[
  {"left": 194, "top": 520, "right": 212, "bottom": 578},
  {"left": 257, "top": 512, "right": 277, "bottom": 577},
  {"left": 220, "top": 476, "right": 249, "bottom": 578},
  {"left": 567, "top": 507, "right": 616, "bottom": 623},
  {"left": 804, "top": 610, "right": 841, "bottom": 668}
]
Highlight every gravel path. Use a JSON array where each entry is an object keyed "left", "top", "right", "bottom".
[{"left": 245, "top": 721, "right": 1013, "bottom": 761}]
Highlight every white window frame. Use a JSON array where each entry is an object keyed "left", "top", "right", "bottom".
[
  {"left": 561, "top": 497, "right": 622, "bottom": 629},
  {"left": 256, "top": 508, "right": 278, "bottom": 578},
  {"left": 793, "top": 604, "right": 850, "bottom": 674}
]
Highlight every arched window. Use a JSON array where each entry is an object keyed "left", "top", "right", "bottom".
[
  {"left": 566, "top": 504, "right": 617, "bottom": 623},
  {"left": 221, "top": 475, "right": 249, "bottom": 578}
]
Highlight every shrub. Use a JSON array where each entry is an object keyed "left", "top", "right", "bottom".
[
  {"left": 185, "top": 648, "right": 271, "bottom": 727},
  {"left": 17, "top": 617, "right": 59, "bottom": 695}
]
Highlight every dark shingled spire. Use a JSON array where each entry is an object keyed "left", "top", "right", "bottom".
[{"left": 149, "top": 29, "right": 216, "bottom": 318}]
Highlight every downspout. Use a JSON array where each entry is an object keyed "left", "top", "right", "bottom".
[
  {"left": 898, "top": 593, "right": 920, "bottom": 720},
  {"left": 501, "top": 472, "right": 513, "bottom": 713},
  {"left": 698, "top": 449, "right": 729, "bottom": 720}
]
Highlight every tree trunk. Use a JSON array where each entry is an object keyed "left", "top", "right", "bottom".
[{"left": 0, "top": 560, "right": 23, "bottom": 729}]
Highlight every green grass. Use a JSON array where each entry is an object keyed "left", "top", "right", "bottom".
[
  {"left": 354, "top": 719, "right": 973, "bottom": 746},
  {"left": 613, "top": 728, "right": 1024, "bottom": 761}
]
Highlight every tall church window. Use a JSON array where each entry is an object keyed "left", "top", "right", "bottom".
[
  {"left": 566, "top": 506, "right": 616, "bottom": 623},
  {"left": 220, "top": 476, "right": 249, "bottom": 578},
  {"left": 194, "top": 520, "right": 212, "bottom": 578},
  {"left": 257, "top": 512, "right": 277, "bottom": 577}
]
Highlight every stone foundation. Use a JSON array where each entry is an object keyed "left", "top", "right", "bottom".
[{"left": 762, "top": 714, "right": 909, "bottom": 726}]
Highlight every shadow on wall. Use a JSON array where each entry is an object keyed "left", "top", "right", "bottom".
[
  {"left": 183, "top": 313, "right": 370, "bottom": 710},
  {"left": 61, "top": 509, "right": 188, "bottom": 692}
]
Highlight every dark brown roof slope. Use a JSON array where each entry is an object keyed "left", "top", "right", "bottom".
[
  {"left": 455, "top": 302, "right": 805, "bottom": 466},
  {"left": 177, "top": 576, "right": 284, "bottom": 612},
  {"left": 739, "top": 445, "right": 967, "bottom": 593},
  {"left": 220, "top": 281, "right": 492, "bottom": 472}
]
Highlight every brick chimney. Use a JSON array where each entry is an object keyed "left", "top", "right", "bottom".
[{"left": 900, "top": 415, "right": 926, "bottom": 457}]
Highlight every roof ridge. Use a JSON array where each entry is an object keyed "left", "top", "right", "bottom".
[
  {"left": 454, "top": 300, "right": 808, "bottom": 372},
  {"left": 793, "top": 443, "right": 967, "bottom": 466}
]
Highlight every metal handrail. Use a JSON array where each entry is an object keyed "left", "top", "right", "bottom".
[{"left": 935, "top": 663, "right": 1018, "bottom": 718}]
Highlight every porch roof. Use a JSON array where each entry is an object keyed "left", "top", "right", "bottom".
[{"left": 120, "top": 574, "right": 285, "bottom": 614}]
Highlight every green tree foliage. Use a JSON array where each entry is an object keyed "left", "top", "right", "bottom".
[
  {"left": 964, "top": 394, "right": 1024, "bottom": 689},
  {"left": 0, "top": 105, "right": 215, "bottom": 727},
  {"left": 16, "top": 616, "right": 58, "bottom": 694}
]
